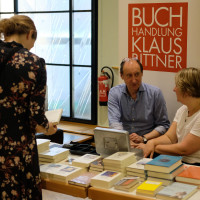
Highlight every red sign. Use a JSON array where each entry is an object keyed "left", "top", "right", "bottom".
[{"left": 128, "top": 3, "right": 188, "bottom": 72}]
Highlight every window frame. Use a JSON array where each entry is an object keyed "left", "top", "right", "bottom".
[{"left": 1, "top": 0, "right": 98, "bottom": 125}]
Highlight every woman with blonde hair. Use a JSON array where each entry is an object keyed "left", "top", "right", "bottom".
[
  {"left": 137, "top": 67, "right": 200, "bottom": 165},
  {"left": 0, "top": 15, "right": 57, "bottom": 199}
]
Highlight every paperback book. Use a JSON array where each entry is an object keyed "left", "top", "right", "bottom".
[
  {"left": 90, "top": 158, "right": 104, "bottom": 170},
  {"left": 40, "top": 163, "right": 85, "bottom": 182},
  {"left": 90, "top": 170, "right": 123, "bottom": 189},
  {"left": 114, "top": 177, "right": 140, "bottom": 192},
  {"left": 136, "top": 180, "right": 163, "bottom": 197},
  {"left": 175, "top": 165, "right": 200, "bottom": 185},
  {"left": 103, "top": 152, "right": 137, "bottom": 169},
  {"left": 144, "top": 155, "right": 182, "bottom": 173},
  {"left": 72, "top": 154, "right": 102, "bottom": 168},
  {"left": 36, "top": 138, "right": 50, "bottom": 153},
  {"left": 38, "top": 147, "right": 69, "bottom": 163},
  {"left": 156, "top": 182, "right": 198, "bottom": 200},
  {"left": 68, "top": 172, "right": 97, "bottom": 187},
  {"left": 147, "top": 176, "right": 173, "bottom": 186},
  {"left": 126, "top": 158, "right": 152, "bottom": 174},
  {"left": 45, "top": 108, "right": 63, "bottom": 125}
]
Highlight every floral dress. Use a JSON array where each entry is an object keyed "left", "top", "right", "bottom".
[{"left": 0, "top": 40, "right": 49, "bottom": 200}]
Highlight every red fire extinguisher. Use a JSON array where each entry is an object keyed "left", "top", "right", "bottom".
[{"left": 98, "top": 66, "right": 114, "bottom": 106}]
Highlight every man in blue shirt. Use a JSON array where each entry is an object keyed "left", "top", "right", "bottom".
[{"left": 108, "top": 58, "right": 170, "bottom": 147}]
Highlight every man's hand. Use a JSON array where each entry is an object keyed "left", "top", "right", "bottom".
[{"left": 129, "top": 133, "right": 143, "bottom": 143}]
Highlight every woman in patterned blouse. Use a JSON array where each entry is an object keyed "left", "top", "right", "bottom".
[{"left": 0, "top": 15, "right": 57, "bottom": 199}]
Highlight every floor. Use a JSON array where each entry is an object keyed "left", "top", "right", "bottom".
[{"left": 42, "top": 189, "right": 90, "bottom": 200}]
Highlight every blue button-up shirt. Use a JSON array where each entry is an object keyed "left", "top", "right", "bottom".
[{"left": 108, "top": 83, "right": 170, "bottom": 135}]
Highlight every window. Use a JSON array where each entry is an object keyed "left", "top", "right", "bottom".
[{"left": 0, "top": 0, "right": 98, "bottom": 124}]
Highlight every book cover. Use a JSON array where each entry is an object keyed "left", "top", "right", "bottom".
[
  {"left": 175, "top": 165, "right": 200, "bottom": 185},
  {"left": 68, "top": 172, "right": 97, "bottom": 187},
  {"left": 144, "top": 155, "right": 182, "bottom": 173},
  {"left": 126, "top": 158, "right": 152, "bottom": 174},
  {"left": 148, "top": 164, "right": 184, "bottom": 180},
  {"left": 136, "top": 180, "right": 163, "bottom": 196},
  {"left": 156, "top": 182, "right": 198, "bottom": 200},
  {"left": 72, "top": 154, "right": 102, "bottom": 168},
  {"left": 45, "top": 108, "right": 63, "bottom": 125}
]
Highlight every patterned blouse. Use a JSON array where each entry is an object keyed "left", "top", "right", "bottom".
[{"left": 0, "top": 40, "right": 48, "bottom": 200}]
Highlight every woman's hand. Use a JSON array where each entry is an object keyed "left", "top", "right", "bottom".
[
  {"left": 36, "top": 122, "right": 57, "bottom": 135},
  {"left": 45, "top": 122, "right": 57, "bottom": 135},
  {"left": 136, "top": 140, "right": 155, "bottom": 158}
]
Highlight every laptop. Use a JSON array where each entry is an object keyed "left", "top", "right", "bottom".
[{"left": 94, "top": 127, "right": 143, "bottom": 158}]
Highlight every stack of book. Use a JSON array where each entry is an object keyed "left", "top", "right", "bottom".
[
  {"left": 156, "top": 182, "right": 198, "bottom": 200},
  {"left": 136, "top": 180, "right": 163, "bottom": 197},
  {"left": 72, "top": 154, "right": 102, "bottom": 170},
  {"left": 114, "top": 177, "right": 140, "bottom": 192},
  {"left": 144, "top": 155, "right": 183, "bottom": 186},
  {"left": 68, "top": 172, "right": 97, "bottom": 188},
  {"left": 126, "top": 158, "right": 152, "bottom": 182},
  {"left": 38, "top": 147, "right": 70, "bottom": 163},
  {"left": 175, "top": 165, "right": 200, "bottom": 187},
  {"left": 40, "top": 163, "right": 85, "bottom": 182},
  {"left": 89, "top": 158, "right": 104, "bottom": 173},
  {"left": 103, "top": 152, "right": 137, "bottom": 173},
  {"left": 90, "top": 170, "right": 123, "bottom": 189},
  {"left": 36, "top": 139, "right": 50, "bottom": 153}
]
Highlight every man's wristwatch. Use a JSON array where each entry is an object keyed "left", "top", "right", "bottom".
[{"left": 142, "top": 136, "right": 148, "bottom": 144}]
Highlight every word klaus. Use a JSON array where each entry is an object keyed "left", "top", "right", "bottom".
[{"left": 128, "top": 3, "right": 188, "bottom": 72}]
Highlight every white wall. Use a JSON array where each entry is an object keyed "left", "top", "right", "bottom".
[{"left": 98, "top": 0, "right": 200, "bottom": 126}]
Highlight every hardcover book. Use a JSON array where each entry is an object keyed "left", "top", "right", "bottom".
[
  {"left": 144, "top": 155, "right": 182, "bottom": 173},
  {"left": 156, "top": 182, "right": 198, "bottom": 200},
  {"left": 175, "top": 165, "right": 200, "bottom": 185},
  {"left": 72, "top": 154, "right": 102, "bottom": 168},
  {"left": 68, "top": 172, "right": 97, "bottom": 187},
  {"left": 90, "top": 170, "right": 123, "bottom": 189},
  {"left": 136, "top": 180, "right": 163, "bottom": 197},
  {"left": 147, "top": 164, "right": 184, "bottom": 180},
  {"left": 45, "top": 108, "right": 63, "bottom": 125}
]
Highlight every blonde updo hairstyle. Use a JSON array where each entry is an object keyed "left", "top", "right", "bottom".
[
  {"left": 175, "top": 67, "right": 200, "bottom": 98},
  {"left": 0, "top": 15, "right": 37, "bottom": 40}
]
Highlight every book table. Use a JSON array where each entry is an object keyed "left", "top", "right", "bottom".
[
  {"left": 41, "top": 178, "right": 88, "bottom": 198},
  {"left": 88, "top": 186, "right": 200, "bottom": 200}
]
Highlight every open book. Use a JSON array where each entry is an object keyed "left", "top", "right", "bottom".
[{"left": 45, "top": 109, "right": 63, "bottom": 125}]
